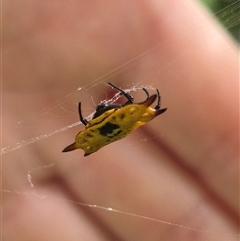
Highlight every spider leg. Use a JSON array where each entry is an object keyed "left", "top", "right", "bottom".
[
  {"left": 108, "top": 82, "right": 134, "bottom": 104},
  {"left": 78, "top": 102, "right": 88, "bottom": 126},
  {"left": 142, "top": 88, "right": 150, "bottom": 99},
  {"left": 154, "top": 89, "right": 167, "bottom": 114},
  {"left": 155, "top": 89, "right": 161, "bottom": 110}
]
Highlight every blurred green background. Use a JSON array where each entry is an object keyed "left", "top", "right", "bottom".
[{"left": 200, "top": 0, "right": 240, "bottom": 42}]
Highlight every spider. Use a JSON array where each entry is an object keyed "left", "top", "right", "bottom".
[{"left": 62, "top": 82, "right": 167, "bottom": 156}]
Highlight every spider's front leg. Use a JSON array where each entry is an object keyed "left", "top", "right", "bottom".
[
  {"left": 78, "top": 102, "right": 88, "bottom": 126},
  {"left": 154, "top": 89, "right": 167, "bottom": 114},
  {"left": 154, "top": 89, "right": 165, "bottom": 110},
  {"left": 108, "top": 82, "right": 134, "bottom": 104}
]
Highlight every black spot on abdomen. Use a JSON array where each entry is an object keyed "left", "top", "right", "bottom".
[{"left": 98, "top": 122, "right": 122, "bottom": 138}]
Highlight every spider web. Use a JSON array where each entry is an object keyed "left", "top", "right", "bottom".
[{"left": 2, "top": 2, "right": 239, "bottom": 240}]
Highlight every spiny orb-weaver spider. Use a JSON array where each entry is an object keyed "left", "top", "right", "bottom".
[{"left": 62, "top": 82, "right": 167, "bottom": 156}]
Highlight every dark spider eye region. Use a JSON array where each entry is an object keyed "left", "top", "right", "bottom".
[
  {"left": 98, "top": 122, "right": 122, "bottom": 137},
  {"left": 93, "top": 105, "right": 120, "bottom": 119}
]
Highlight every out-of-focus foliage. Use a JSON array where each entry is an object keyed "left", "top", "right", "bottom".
[{"left": 200, "top": 0, "right": 240, "bottom": 42}]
